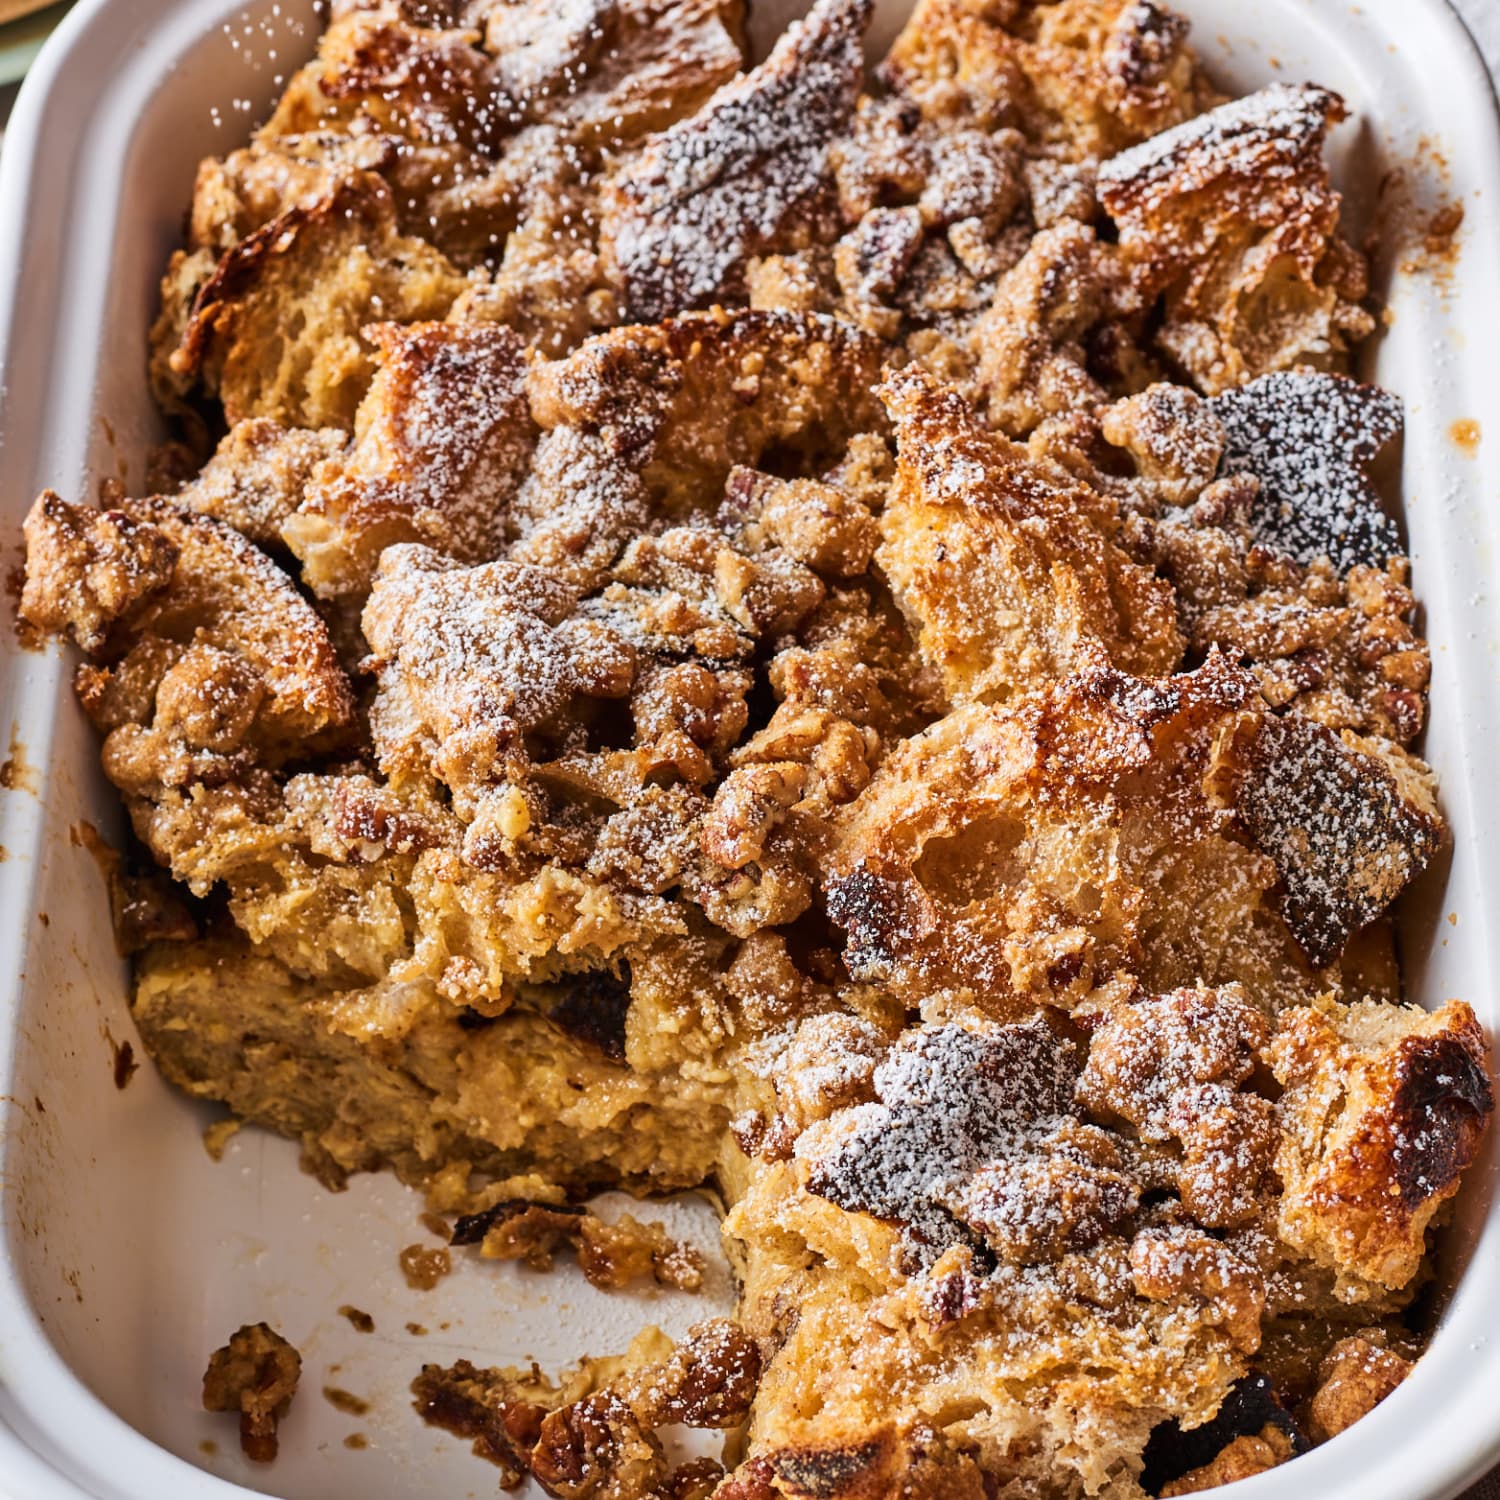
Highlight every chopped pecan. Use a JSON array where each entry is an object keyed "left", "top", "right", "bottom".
[{"left": 202, "top": 1323, "right": 302, "bottom": 1463}]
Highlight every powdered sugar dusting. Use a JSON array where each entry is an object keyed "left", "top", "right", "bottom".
[
  {"left": 604, "top": 0, "right": 871, "bottom": 320},
  {"left": 1234, "top": 711, "right": 1440, "bottom": 968},
  {"left": 1099, "top": 82, "right": 1337, "bottom": 206},
  {"left": 1211, "top": 371, "right": 1403, "bottom": 572},
  {"left": 800, "top": 1019, "right": 1139, "bottom": 1266}
]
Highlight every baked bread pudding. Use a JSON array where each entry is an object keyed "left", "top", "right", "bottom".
[{"left": 19, "top": 0, "right": 1494, "bottom": 1495}]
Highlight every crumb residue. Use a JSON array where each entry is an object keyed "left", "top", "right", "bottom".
[
  {"left": 344, "top": 1433, "right": 369, "bottom": 1450},
  {"left": 420, "top": 1211, "right": 451, "bottom": 1240},
  {"left": 399, "top": 1244, "right": 452, "bottom": 1290},
  {"left": 203, "top": 1118, "right": 241, "bottom": 1160},
  {"left": 1449, "top": 419, "right": 1481, "bottom": 457},
  {"left": 322, "top": 1385, "right": 371, "bottom": 1416},
  {"left": 338, "top": 1304, "right": 375, "bottom": 1333},
  {"left": 1425, "top": 200, "right": 1464, "bottom": 254},
  {"left": 405, "top": 1322, "right": 428, "bottom": 1336}
]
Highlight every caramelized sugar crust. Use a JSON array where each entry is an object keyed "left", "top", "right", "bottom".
[{"left": 20, "top": 1, "right": 1491, "bottom": 1496}]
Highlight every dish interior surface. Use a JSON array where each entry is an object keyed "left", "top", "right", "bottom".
[{"left": 2, "top": 1, "right": 1499, "bottom": 1498}]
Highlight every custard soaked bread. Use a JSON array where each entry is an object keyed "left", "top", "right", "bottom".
[{"left": 21, "top": 1, "right": 1491, "bottom": 1496}]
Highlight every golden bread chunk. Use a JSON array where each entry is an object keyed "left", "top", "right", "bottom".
[
  {"left": 826, "top": 657, "right": 1316, "bottom": 1014},
  {"left": 1270, "top": 997, "right": 1492, "bottom": 1290},
  {"left": 1077, "top": 985, "right": 1275, "bottom": 1229},
  {"left": 881, "top": 0, "right": 1209, "bottom": 155},
  {"left": 276, "top": 8, "right": 502, "bottom": 152},
  {"left": 729, "top": 1013, "right": 1274, "bottom": 1498},
  {"left": 1098, "top": 84, "right": 1374, "bottom": 391},
  {"left": 20, "top": 491, "right": 179, "bottom": 653},
  {"left": 284, "top": 321, "right": 534, "bottom": 598},
  {"left": 292, "top": 0, "right": 745, "bottom": 155},
  {"left": 600, "top": 0, "right": 871, "bottom": 321},
  {"left": 481, "top": 0, "right": 746, "bottom": 147},
  {"left": 160, "top": 175, "right": 474, "bottom": 430},
  {"left": 513, "top": 309, "right": 884, "bottom": 590},
  {"left": 362, "top": 544, "right": 635, "bottom": 792},
  {"left": 173, "top": 419, "right": 345, "bottom": 548},
  {"left": 24, "top": 492, "right": 353, "bottom": 756},
  {"left": 877, "top": 363, "right": 1182, "bottom": 704},
  {"left": 187, "top": 131, "right": 400, "bottom": 254},
  {"left": 967, "top": 220, "right": 1107, "bottom": 435}
]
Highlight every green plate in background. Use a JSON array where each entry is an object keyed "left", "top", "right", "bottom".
[{"left": 0, "top": 1, "right": 74, "bottom": 87}]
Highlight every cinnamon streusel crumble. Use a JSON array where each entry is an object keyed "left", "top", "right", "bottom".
[{"left": 20, "top": 1, "right": 1491, "bottom": 1495}]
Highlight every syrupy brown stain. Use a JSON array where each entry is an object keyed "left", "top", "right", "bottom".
[
  {"left": 322, "top": 1386, "right": 370, "bottom": 1416},
  {"left": 111, "top": 1035, "right": 138, "bottom": 1090},
  {"left": 399, "top": 1244, "right": 452, "bottom": 1291},
  {"left": 199, "top": 1439, "right": 218, "bottom": 1457},
  {"left": 0, "top": 725, "right": 38, "bottom": 794},
  {"left": 420, "top": 1211, "right": 451, "bottom": 1240},
  {"left": 405, "top": 1321, "right": 429, "bottom": 1336},
  {"left": 1449, "top": 418, "right": 1481, "bottom": 457},
  {"left": 71, "top": 820, "right": 118, "bottom": 872},
  {"left": 343, "top": 1434, "right": 369, "bottom": 1450}
]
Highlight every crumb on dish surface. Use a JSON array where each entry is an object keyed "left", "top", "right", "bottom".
[{"left": 201, "top": 1322, "right": 301, "bottom": 1463}]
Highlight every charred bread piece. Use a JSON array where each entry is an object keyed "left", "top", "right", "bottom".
[
  {"left": 1221, "top": 710, "right": 1442, "bottom": 968},
  {"left": 1270, "top": 997, "right": 1493, "bottom": 1289},
  {"left": 1211, "top": 369, "right": 1403, "bottom": 573}
]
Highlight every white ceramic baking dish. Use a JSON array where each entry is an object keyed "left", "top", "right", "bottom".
[{"left": 2, "top": 1, "right": 1500, "bottom": 1497}]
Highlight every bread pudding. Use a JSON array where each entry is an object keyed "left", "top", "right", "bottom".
[{"left": 19, "top": 0, "right": 1492, "bottom": 1495}]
